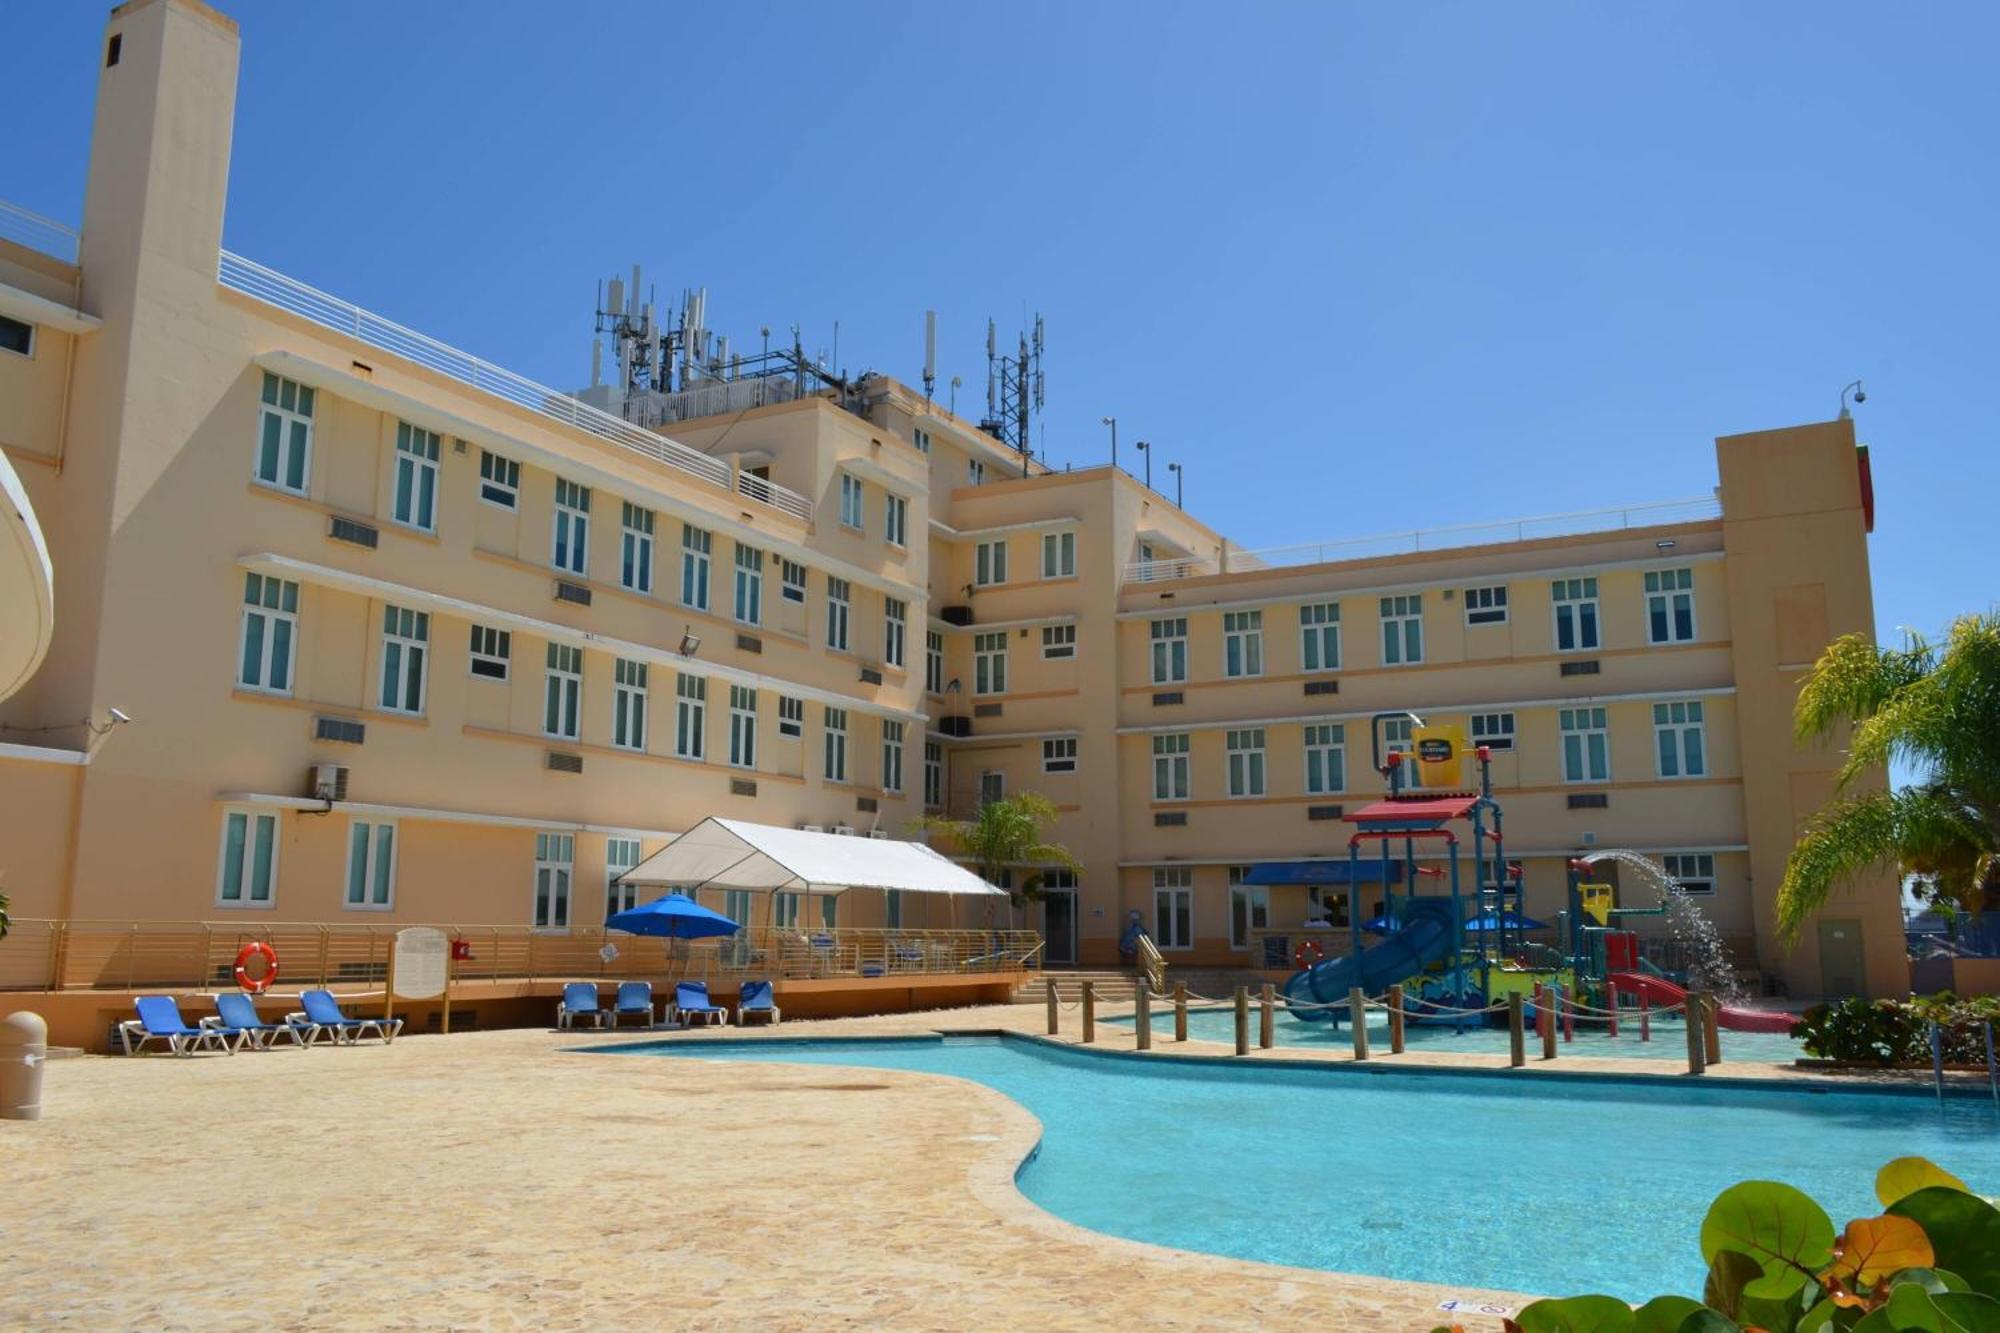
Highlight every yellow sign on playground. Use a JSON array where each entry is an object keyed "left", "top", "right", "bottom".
[
  {"left": 1411, "top": 724, "right": 1467, "bottom": 788},
  {"left": 1578, "top": 882, "right": 1614, "bottom": 926}
]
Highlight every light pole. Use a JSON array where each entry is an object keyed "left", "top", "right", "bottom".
[
  {"left": 1100, "top": 415, "right": 1117, "bottom": 470},
  {"left": 1134, "top": 440, "right": 1151, "bottom": 490},
  {"left": 1167, "top": 461, "right": 1182, "bottom": 508}
]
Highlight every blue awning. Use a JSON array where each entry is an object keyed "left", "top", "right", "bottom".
[{"left": 1240, "top": 860, "right": 1405, "bottom": 887}]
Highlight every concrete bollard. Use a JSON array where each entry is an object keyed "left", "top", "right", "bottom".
[
  {"left": 1046, "top": 980, "right": 1059, "bottom": 1036},
  {"left": 1136, "top": 978, "right": 1151, "bottom": 1051},
  {"left": 1174, "top": 981, "right": 1188, "bottom": 1042},
  {"left": 1259, "top": 983, "right": 1275, "bottom": 1050},
  {"left": 1081, "top": 980, "right": 1095, "bottom": 1044},
  {"left": 1349, "top": 986, "right": 1369, "bottom": 1061},
  {"left": 1387, "top": 983, "right": 1406, "bottom": 1054},
  {"left": 1508, "top": 993, "right": 1526, "bottom": 1068},
  {"left": 1702, "top": 992, "right": 1722, "bottom": 1066},
  {"left": 1233, "top": 986, "right": 1249, "bottom": 1055},
  {"left": 1, "top": 1011, "right": 49, "bottom": 1121}
]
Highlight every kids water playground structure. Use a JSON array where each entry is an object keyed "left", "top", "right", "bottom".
[{"left": 1280, "top": 713, "right": 1797, "bottom": 1036}]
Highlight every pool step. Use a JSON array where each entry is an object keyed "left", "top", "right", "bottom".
[{"left": 1012, "top": 971, "right": 1139, "bottom": 1005}]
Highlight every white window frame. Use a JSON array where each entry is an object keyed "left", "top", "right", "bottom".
[
  {"left": 826, "top": 576, "right": 851, "bottom": 651},
  {"left": 675, "top": 674, "right": 707, "bottom": 760},
  {"left": 1300, "top": 602, "right": 1340, "bottom": 672},
  {"left": 680, "top": 524, "right": 712, "bottom": 611},
  {"left": 1226, "top": 728, "right": 1267, "bottom": 798},
  {"left": 967, "top": 458, "right": 985, "bottom": 486},
  {"left": 533, "top": 831, "right": 574, "bottom": 929},
  {"left": 552, "top": 479, "right": 590, "bottom": 577},
  {"left": 605, "top": 837, "right": 643, "bottom": 919},
  {"left": 1042, "top": 736, "right": 1077, "bottom": 774},
  {"left": 392, "top": 421, "right": 441, "bottom": 533},
  {"left": 1646, "top": 567, "right": 1697, "bottom": 644},
  {"left": 781, "top": 558, "right": 807, "bottom": 604},
  {"left": 216, "top": 806, "right": 280, "bottom": 909},
  {"left": 1469, "top": 711, "right": 1516, "bottom": 750},
  {"left": 912, "top": 427, "right": 931, "bottom": 454},
  {"left": 479, "top": 450, "right": 519, "bottom": 508},
  {"left": 1041, "top": 623, "right": 1076, "bottom": 659},
  {"left": 1228, "top": 865, "right": 1270, "bottom": 951},
  {"left": 1653, "top": 699, "right": 1707, "bottom": 778},
  {"left": 973, "top": 631, "right": 1007, "bottom": 695},
  {"left": 1041, "top": 530, "right": 1076, "bottom": 579},
  {"left": 823, "top": 706, "right": 848, "bottom": 782},
  {"left": 979, "top": 769, "right": 1005, "bottom": 806},
  {"left": 975, "top": 539, "right": 1008, "bottom": 587},
  {"left": 1223, "top": 609, "right": 1264, "bottom": 678},
  {"left": 621, "top": 503, "right": 656, "bottom": 595},
  {"left": 925, "top": 630, "right": 945, "bottom": 693},
  {"left": 1304, "top": 723, "right": 1345, "bottom": 795},
  {"left": 253, "top": 371, "right": 314, "bottom": 497},
  {"left": 1553, "top": 577, "right": 1600, "bottom": 653},
  {"left": 923, "top": 740, "right": 943, "bottom": 808},
  {"left": 1152, "top": 867, "right": 1193, "bottom": 951},
  {"left": 1661, "top": 852, "right": 1716, "bottom": 896},
  {"left": 378, "top": 604, "right": 429, "bottom": 716},
  {"left": 729, "top": 685, "right": 758, "bottom": 769},
  {"left": 1150, "top": 617, "right": 1188, "bottom": 684},
  {"left": 469, "top": 625, "right": 511, "bottom": 680},
  {"left": 1464, "top": 584, "right": 1508, "bottom": 626},
  {"left": 839, "top": 473, "right": 865, "bottom": 529},
  {"left": 884, "top": 597, "right": 907, "bottom": 669},
  {"left": 885, "top": 492, "right": 908, "bottom": 548},
  {"left": 343, "top": 818, "right": 397, "bottom": 911},
  {"left": 1380, "top": 594, "right": 1423, "bottom": 666},
  {"left": 1560, "top": 706, "right": 1611, "bottom": 784},
  {"left": 777, "top": 695, "right": 804, "bottom": 739},
  {"left": 612, "top": 657, "right": 648, "bottom": 751},
  {"left": 734, "top": 544, "right": 763, "bottom": 625},
  {"left": 544, "top": 642, "right": 583, "bottom": 741},
  {"left": 237, "top": 572, "right": 298, "bottom": 695},
  {"left": 1152, "top": 733, "right": 1191, "bottom": 801},
  {"left": 881, "top": 719, "right": 904, "bottom": 792}
]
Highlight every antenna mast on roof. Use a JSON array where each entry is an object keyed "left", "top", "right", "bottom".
[{"left": 980, "top": 312, "right": 1043, "bottom": 471}]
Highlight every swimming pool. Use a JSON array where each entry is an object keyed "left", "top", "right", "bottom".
[
  {"left": 608, "top": 1034, "right": 1998, "bottom": 1302},
  {"left": 1112, "top": 1006, "right": 1807, "bottom": 1064}
]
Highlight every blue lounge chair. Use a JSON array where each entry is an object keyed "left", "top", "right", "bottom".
[
  {"left": 118, "top": 995, "right": 239, "bottom": 1056},
  {"left": 673, "top": 981, "right": 728, "bottom": 1027},
  {"left": 737, "top": 980, "right": 781, "bottom": 1026},
  {"left": 556, "top": 982, "right": 607, "bottom": 1030},
  {"left": 611, "top": 981, "right": 656, "bottom": 1029},
  {"left": 289, "top": 989, "right": 402, "bottom": 1045},
  {"left": 203, "top": 991, "right": 306, "bottom": 1049}
]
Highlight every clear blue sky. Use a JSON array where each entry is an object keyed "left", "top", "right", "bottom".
[{"left": 5, "top": 2, "right": 1995, "bottom": 651}]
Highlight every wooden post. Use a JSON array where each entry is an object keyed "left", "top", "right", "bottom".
[
  {"left": 1639, "top": 991, "right": 1651, "bottom": 1042},
  {"left": 1541, "top": 989, "right": 1557, "bottom": 1061},
  {"left": 1387, "top": 983, "right": 1406, "bottom": 1055},
  {"left": 1259, "top": 983, "right": 1275, "bottom": 1050},
  {"left": 1561, "top": 983, "right": 1574, "bottom": 1043},
  {"left": 1046, "top": 978, "right": 1059, "bottom": 1036},
  {"left": 384, "top": 941, "right": 398, "bottom": 1027},
  {"left": 1685, "top": 998, "right": 1706, "bottom": 1074},
  {"left": 1508, "top": 992, "right": 1526, "bottom": 1067},
  {"left": 1604, "top": 981, "right": 1619, "bottom": 1039},
  {"left": 1349, "top": 986, "right": 1369, "bottom": 1061},
  {"left": 1136, "top": 978, "right": 1152, "bottom": 1051},
  {"left": 1233, "top": 986, "right": 1249, "bottom": 1055},
  {"left": 442, "top": 947, "right": 454, "bottom": 1036},
  {"left": 1702, "top": 992, "right": 1722, "bottom": 1066},
  {"left": 1081, "top": 980, "right": 1095, "bottom": 1043},
  {"left": 1174, "top": 981, "right": 1188, "bottom": 1042}
]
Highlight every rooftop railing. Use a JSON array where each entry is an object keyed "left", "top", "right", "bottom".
[
  {"left": 216, "top": 250, "right": 814, "bottom": 523},
  {"left": 1123, "top": 495, "right": 1722, "bottom": 583},
  {"left": 0, "top": 199, "right": 80, "bottom": 264}
]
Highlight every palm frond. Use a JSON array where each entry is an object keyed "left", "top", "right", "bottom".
[{"left": 1778, "top": 785, "right": 1986, "bottom": 938}]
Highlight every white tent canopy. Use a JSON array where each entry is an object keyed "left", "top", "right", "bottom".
[{"left": 620, "top": 817, "right": 1004, "bottom": 898}]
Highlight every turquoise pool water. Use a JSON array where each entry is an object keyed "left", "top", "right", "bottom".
[
  {"left": 1114, "top": 1006, "right": 1807, "bottom": 1064},
  {"left": 609, "top": 1034, "right": 1998, "bottom": 1302}
]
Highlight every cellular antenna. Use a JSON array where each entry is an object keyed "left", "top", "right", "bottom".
[
  {"left": 923, "top": 310, "right": 937, "bottom": 404},
  {"left": 980, "top": 311, "right": 1045, "bottom": 472}
]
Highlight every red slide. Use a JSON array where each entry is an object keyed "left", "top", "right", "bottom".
[{"left": 1608, "top": 972, "right": 1798, "bottom": 1035}]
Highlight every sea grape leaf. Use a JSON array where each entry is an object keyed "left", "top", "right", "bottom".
[
  {"left": 1797, "top": 1296, "right": 1845, "bottom": 1332},
  {"left": 1930, "top": 1292, "right": 2000, "bottom": 1332},
  {"left": 1672, "top": 1312, "right": 1744, "bottom": 1333},
  {"left": 1832, "top": 1217, "right": 1939, "bottom": 1289},
  {"left": 1890, "top": 1189, "right": 2000, "bottom": 1299},
  {"left": 1511, "top": 1295, "right": 1637, "bottom": 1333},
  {"left": 1630, "top": 1295, "right": 1703, "bottom": 1332},
  {"left": 1706, "top": 1249, "right": 1766, "bottom": 1319},
  {"left": 1702, "top": 1183, "right": 1836, "bottom": 1301},
  {"left": 1879, "top": 1160, "right": 1974, "bottom": 1210},
  {"left": 1893, "top": 1271, "right": 1972, "bottom": 1297}
]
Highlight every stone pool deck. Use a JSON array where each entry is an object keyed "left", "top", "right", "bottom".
[{"left": 2, "top": 1001, "right": 1965, "bottom": 1330}]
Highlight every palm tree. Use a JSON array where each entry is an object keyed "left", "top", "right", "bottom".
[
  {"left": 914, "top": 791, "right": 1080, "bottom": 930},
  {"left": 1779, "top": 613, "right": 2000, "bottom": 936}
]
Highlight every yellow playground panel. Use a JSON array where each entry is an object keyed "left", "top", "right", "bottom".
[
  {"left": 1411, "top": 723, "right": 1469, "bottom": 788},
  {"left": 1577, "top": 882, "right": 1614, "bottom": 926}
]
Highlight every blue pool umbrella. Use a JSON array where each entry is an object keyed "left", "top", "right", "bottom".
[
  {"left": 606, "top": 892, "right": 741, "bottom": 940},
  {"left": 1463, "top": 910, "right": 1549, "bottom": 933}
]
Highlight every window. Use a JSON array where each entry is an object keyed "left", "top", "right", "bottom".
[
  {"left": 679, "top": 525, "right": 711, "bottom": 610},
  {"left": 924, "top": 741, "right": 943, "bottom": 807},
  {"left": 1380, "top": 594, "right": 1423, "bottom": 665},
  {"left": 1560, "top": 706, "right": 1610, "bottom": 783},
  {"left": 979, "top": 770, "right": 1005, "bottom": 806},
  {"left": 913, "top": 427, "right": 931, "bottom": 454},
  {"left": 733, "top": 544, "right": 763, "bottom": 625},
  {"left": 777, "top": 695, "right": 803, "bottom": 738},
  {"left": 925, "top": 630, "right": 944, "bottom": 693},
  {"left": 1152, "top": 733, "right": 1190, "bottom": 800},
  {"left": 1661, "top": 852, "right": 1716, "bottom": 896},
  {"left": 254, "top": 371, "right": 315, "bottom": 495},
  {"left": 1300, "top": 602, "right": 1340, "bottom": 672},
  {"left": 237, "top": 572, "right": 298, "bottom": 694},
  {"left": 544, "top": 643, "right": 583, "bottom": 740},
  {"left": 533, "top": 832, "right": 573, "bottom": 928},
  {"left": 1464, "top": 585, "right": 1508, "bottom": 625},
  {"left": 821, "top": 896, "right": 838, "bottom": 931},
  {"left": 886, "top": 887, "right": 904, "bottom": 929},
  {"left": 884, "top": 597, "right": 907, "bottom": 669},
  {"left": 1304, "top": 723, "right": 1345, "bottom": 794},
  {"left": 1646, "top": 567, "right": 1696, "bottom": 644},
  {"left": 775, "top": 892, "right": 801, "bottom": 929},
  {"left": 479, "top": 450, "right": 519, "bottom": 508},
  {"left": 973, "top": 631, "right": 1007, "bottom": 695},
  {"left": 344, "top": 819, "right": 396, "bottom": 910},
  {"left": 612, "top": 658, "right": 648, "bottom": 751},
  {"left": 881, "top": 719, "right": 904, "bottom": 792},
  {"left": 1042, "top": 624, "right": 1076, "bottom": 659},
  {"left": 621, "top": 504, "right": 655, "bottom": 594},
  {"left": 729, "top": 685, "right": 757, "bottom": 769},
  {"left": 552, "top": 479, "right": 590, "bottom": 576},
  {"left": 967, "top": 458, "right": 985, "bottom": 486},
  {"left": 1153, "top": 867, "right": 1193, "bottom": 950},
  {"left": 1653, "top": 699, "right": 1707, "bottom": 778},
  {"left": 605, "top": 837, "right": 642, "bottom": 919},
  {"left": 0, "top": 314, "right": 34, "bottom": 358},
  {"left": 781, "top": 559, "right": 807, "bottom": 604},
  {"left": 1150, "top": 617, "right": 1188, "bottom": 684},
  {"left": 1224, "top": 610, "right": 1264, "bottom": 678},
  {"left": 1226, "top": 728, "right": 1267, "bottom": 797},
  {"left": 1041, "top": 530, "right": 1076, "bottom": 578},
  {"left": 1552, "top": 577, "right": 1600, "bottom": 652},
  {"left": 825, "top": 576, "right": 851, "bottom": 651},
  {"left": 1469, "top": 711, "right": 1516, "bottom": 750},
  {"left": 1041, "top": 736, "right": 1078, "bottom": 774},
  {"left": 1228, "top": 865, "right": 1270, "bottom": 951},
  {"left": 839, "top": 473, "right": 865, "bottom": 528},
  {"left": 392, "top": 422, "right": 441, "bottom": 532},
  {"left": 975, "top": 539, "right": 1008, "bottom": 586},
  {"left": 675, "top": 674, "right": 706, "bottom": 760},
  {"left": 217, "top": 808, "right": 279, "bottom": 907},
  {"left": 378, "top": 605, "right": 428, "bottom": 715},
  {"left": 885, "top": 493, "right": 908, "bottom": 548},
  {"left": 469, "top": 625, "right": 511, "bottom": 680},
  {"left": 1383, "top": 717, "right": 1413, "bottom": 778},
  {"left": 823, "top": 706, "right": 848, "bottom": 782}
]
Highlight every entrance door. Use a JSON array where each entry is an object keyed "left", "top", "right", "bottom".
[
  {"left": 1817, "top": 918, "right": 1866, "bottom": 997},
  {"left": 1043, "top": 891, "right": 1077, "bottom": 965}
]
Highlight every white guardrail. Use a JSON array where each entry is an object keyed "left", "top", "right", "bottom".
[
  {"left": 0, "top": 200, "right": 80, "bottom": 264},
  {"left": 1124, "top": 495, "right": 1723, "bottom": 582},
  {"left": 216, "top": 250, "right": 814, "bottom": 523}
]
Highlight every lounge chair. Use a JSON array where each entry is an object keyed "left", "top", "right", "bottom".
[
  {"left": 737, "top": 980, "right": 781, "bottom": 1026},
  {"left": 203, "top": 991, "right": 307, "bottom": 1049},
  {"left": 118, "top": 995, "right": 239, "bottom": 1056},
  {"left": 611, "top": 981, "right": 656, "bottom": 1029},
  {"left": 556, "top": 982, "right": 607, "bottom": 1030},
  {"left": 288, "top": 989, "right": 402, "bottom": 1045},
  {"left": 673, "top": 981, "right": 728, "bottom": 1027}
]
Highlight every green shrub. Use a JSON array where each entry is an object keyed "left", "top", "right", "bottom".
[{"left": 1793, "top": 994, "right": 2000, "bottom": 1065}]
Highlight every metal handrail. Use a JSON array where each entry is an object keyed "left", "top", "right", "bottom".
[
  {"left": 215, "top": 250, "right": 814, "bottom": 523},
  {"left": 0, "top": 199, "right": 79, "bottom": 263},
  {"left": 1136, "top": 934, "right": 1168, "bottom": 992}
]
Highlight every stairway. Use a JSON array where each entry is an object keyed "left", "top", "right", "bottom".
[{"left": 1012, "top": 970, "right": 1138, "bottom": 1005}]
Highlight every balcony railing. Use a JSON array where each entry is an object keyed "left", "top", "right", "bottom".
[
  {"left": 0, "top": 919, "right": 1038, "bottom": 994},
  {"left": 1123, "top": 495, "right": 1723, "bottom": 583},
  {"left": 216, "top": 250, "right": 814, "bottom": 523},
  {"left": 0, "top": 199, "right": 79, "bottom": 263}
]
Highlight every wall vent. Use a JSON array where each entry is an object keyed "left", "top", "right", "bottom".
[
  {"left": 1559, "top": 659, "right": 1601, "bottom": 677},
  {"left": 554, "top": 581, "right": 592, "bottom": 607},
  {"left": 546, "top": 750, "right": 584, "bottom": 774},
  {"left": 735, "top": 633, "right": 763, "bottom": 654},
  {"left": 328, "top": 516, "right": 379, "bottom": 549},
  {"left": 1303, "top": 679, "right": 1339, "bottom": 697},
  {"left": 313, "top": 716, "right": 366, "bottom": 745},
  {"left": 940, "top": 605, "right": 973, "bottom": 627},
  {"left": 1307, "top": 804, "right": 1344, "bottom": 821},
  {"left": 973, "top": 702, "right": 1003, "bottom": 718},
  {"left": 730, "top": 778, "right": 758, "bottom": 797},
  {"left": 1154, "top": 810, "right": 1188, "bottom": 828},
  {"left": 1567, "top": 792, "right": 1609, "bottom": 809},
  {"left": 858, "top": 665, "right": 884, "bottom": 686},
  {"left": 307, "top": 763, "right": 349, "bottom": 801},
  {"left": 1152, "top": 691, "right": 1185, "bottom": 707},
  {"left": 855, "top": 796, "right": 879, "bottom": 813}
]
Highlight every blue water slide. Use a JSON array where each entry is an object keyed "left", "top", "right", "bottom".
[{"left": 1282, "top": 897, "right": 1459, "bottom": 1023}]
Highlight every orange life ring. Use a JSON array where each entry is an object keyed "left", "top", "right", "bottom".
[
  {"left": 233, "top": 941, "right": 279, "bottom": 994},
  {"left": 1294, "top": 938, "right": 1326, "bottom": 970}
]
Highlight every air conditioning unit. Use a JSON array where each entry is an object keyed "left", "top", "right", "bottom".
[
  {"left": 308, "top": 763, "right": 349, "bottom": 802},
  {"left": 867, "top": 830, "right": 890, "bottom": 840},
  {"left": 831, "top": 824, "right": 856, "bottom": 836},
  {"left": 798, "top": 824, "right": 825, "bottom": 834}
]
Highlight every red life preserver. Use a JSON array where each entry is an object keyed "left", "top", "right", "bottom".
[
  {"left": 233, "top": 940, "right": 279, "bottom": 994},
  {"left": 1294, "top": 938, "right": 1326, "bottom": 970}
]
